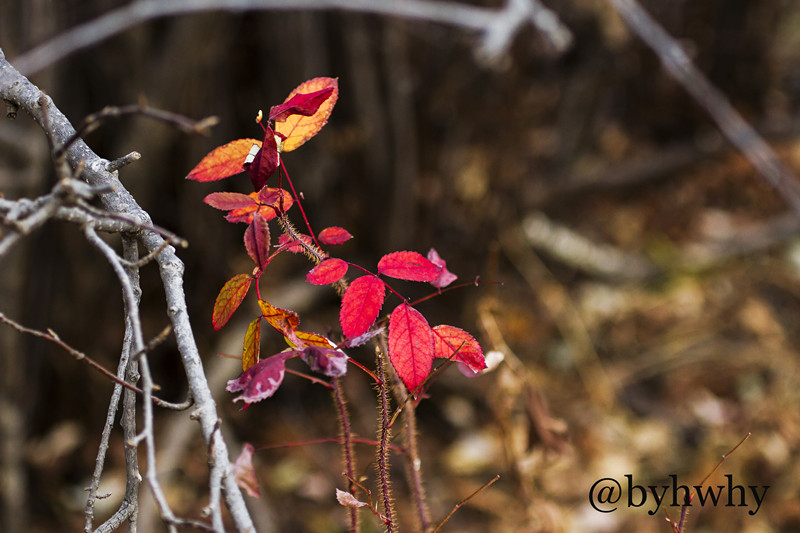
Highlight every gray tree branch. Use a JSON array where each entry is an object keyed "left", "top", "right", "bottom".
[
  {"left": 0, "top": 47, "right": 255, "bottom": 532},
  {"left": 12, "top": 0, "right": 571, "bottom": 76},
  {"left": 606, "top": 0, "right": 800, "bottom": 218}
]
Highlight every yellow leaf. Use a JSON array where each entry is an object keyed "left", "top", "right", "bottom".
[{"left": 242, "top": 318, "right": 262, "bottom": 371}]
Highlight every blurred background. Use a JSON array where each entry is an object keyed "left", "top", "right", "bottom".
[{"left": 2, "top": 0, "right": 800, "bottom": 531}]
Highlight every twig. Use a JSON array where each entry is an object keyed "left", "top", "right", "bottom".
[
  {"left": 92, "top": 236, "right": 143, "bottom": 533},
  {"left": 661, "top": 433, "right": 752, "bottom": 532},
  {"left": 54, "top": 103, "right": 218, "bottom": 161},
  {"left": 0, "top": 312, "right": 142, "bottom": 396},
  {"left": 606, "top": 0, "right": 800, "bottom": 218},
  {"left": 11, "top": 0, "right": 571, "bottom": 76},
  {"left": 84, "top": 225, "right": 210, "bottom": 531},
  {"left": 107, "top": 151, "right": 141, "bottom": 172},
  {"left": 431, "top": 475, "right": 500, "bottom": 533}
]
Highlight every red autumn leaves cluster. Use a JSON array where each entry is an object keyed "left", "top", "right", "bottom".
[
  {"left": 186, "top": 77, "right": 486, "bottom": 408},
  {"left": 309, "top": 249, "right": 485, "bottom": 392}
]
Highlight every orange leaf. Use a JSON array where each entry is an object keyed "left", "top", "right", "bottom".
[
  {"left": 186, "top": 138, "right": 261, "bottom": 182},
  {"left": 258, "top": 299, "right": 300, "bottom": 336},
  {"left": 242, "top": 318, "right": 262, "bottom": 371},
  {"left": 275, "top": 78, "right": 338, "bottom": 152},
  {"left": 212, "top": 274, "right": 252, "bottom": 330}
]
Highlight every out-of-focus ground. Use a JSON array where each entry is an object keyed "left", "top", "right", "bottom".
[{"left": 3, "top": 1, "right": 800, "bottom": 531}]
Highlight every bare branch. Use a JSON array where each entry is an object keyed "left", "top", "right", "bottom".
[
  {"left": 0, "top": 48, "right": 256, "bottom": 533},
  {"left": 0, "top": 312, "right": 143, "bottom": 396},
  {"left": 89, "top": 236, "right": 141, "bottom": 533},
  {"left": 106, "top": 151, "right": 141, "bottom": 173},
  {"left": 606, "top": 0, "right": 800, "bottom": 218},
  {"left": 11, "top": 0, "right": 571, "bottom": 76},
  {"left": 54, "top": 104, "right": 218, "bottom": 161}
]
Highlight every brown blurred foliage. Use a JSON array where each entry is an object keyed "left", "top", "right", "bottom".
[{"left": 3, "top": 0, "right": 800, "bottom": 531}]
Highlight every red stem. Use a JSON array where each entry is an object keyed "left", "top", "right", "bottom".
[{"left": 280, "top": 159, "right": 321, "bottom": 249}]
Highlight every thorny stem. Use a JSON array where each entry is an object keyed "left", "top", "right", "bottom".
[
  {"left": 333, "top": 377, "right": 359, "bottom": 533},
  {"left": 375, "top": 347, "right": 395, "bottom": 532},
  {"left": 388, "top": 359, "right": 430, "bottom": 531}
]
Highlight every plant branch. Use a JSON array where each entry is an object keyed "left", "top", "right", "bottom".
[
  {"left": 375, "top": 346, "right": 395, "bottom": 532},
  {"left": 0, "top": 48, "right": 255, "bottom": 532},
  {"left": 54, "top": 103, "right": 218, "bottom": 161},
  {"left": 91, "top": 236, "right": 143, "bottom": 533},
  {"left": 431, "top": 475, "right": 500, "bottom": 533},
  {"left": 11, "top": 0, "right": 571, "bottom": 76},
  {"left": 383, "top": 334, "right": 430, "bottom": 531},
  {"left": 333, "top": 377, "right": 358, "bottom": 533},
  {"left": 606, "top": 0, "right": 800, "bottom": 218}
]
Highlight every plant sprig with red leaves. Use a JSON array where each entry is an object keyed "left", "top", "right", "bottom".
[
  {"left": 187, "top": 77, "right": 486, "bottom": 403},
  {"left": 187, "top": 77, "right": 491, "bottom": 531}
]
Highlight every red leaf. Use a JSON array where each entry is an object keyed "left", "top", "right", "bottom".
[
  {"left": 432, "top": 325, "right": 485, "bottom": 373},
  {"left": 388, "top": 303, "right": 434, "bottom": 392},
  {"left": 185, "top": 138, "right": 261, "bottom": 182},
  {"left": 242, "top": 318, "right": 262, "bottom": 372},
  {"left": 204, "top": 191, "right": 257, "bottom": 211},
  {"left": 274, "top": 78, "right": 338, "bottom": 152},
  {"left": 212, "top": 274, "right": 252, "bottom": 330},
  {"left": 319, "top": 226, "right": 353, "bottom": 245},
  {"left": 277, "top": 233, "right": 313, "bottom": 254},
  {"left": 306, "top": 258, "right": 348, "bottom": 285},
  {"left": 244, "top": 213, "right": 271, "bottom": 270},
  {"left": 226, "top": 189, "right": 294, "bottom": 224},
  {"left": 427, "top": 248, "right": 458, "bottom": 288},
  {"left": 340, "top": 275, "right": 385, "bottom": 338},
  {"left": 233, "top": 443, "right": 260, "bottom": 498},
  {"left": 378, "top": 251, "right": 441, "bottom": 282},
  {"left": 269, "top": 87, "right": 335, "bottom": 123},
  {"left": 245, "top": 127, "right": 279, "bottom": 191},
  {"left": 226, "top": 352, "right": 290, "bottom": 407}
]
